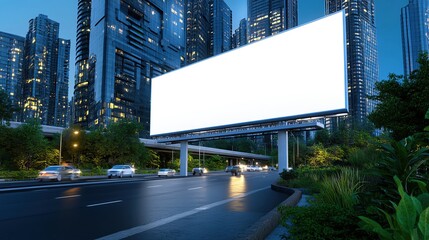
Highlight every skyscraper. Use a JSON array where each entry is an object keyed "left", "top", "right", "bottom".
[
  {"left": 247, "top": 0, "right": 298, "bottom": 43},
  {"left": 0, "top": 32, "right": 25, "bottom": 121},
  {"left": 325, "top": 0, "right": 379, "bottom": 126},
  {"left": 232, "top": 18, "right": 248, "bottom": 49},
  {"left": 209, "top": 0, "right": 232, "bottom": 55},
  {"left": 401, "top": 0, "right": 429, "bottom": 77},
  {"left": 186, "top": 0, "right": 211, "bottom": 64},
  {"left": 74, "top": 0, "right": 92, "bottom": 128},
  {"left": 22, "top": 14, "right": 70, "bottom": 127},
  {"left": 74, "top": 0, "right": 186, "bottom": 136},
  {"left": 52, "top": 39, "right": 71, "bottom": 127}
]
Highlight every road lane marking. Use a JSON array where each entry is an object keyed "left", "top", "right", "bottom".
[
  {"left": 96, "top": 186, "right": 270, "bottom": 240},
  {"left": 87, "top": 200, "right": 122, "bottom": 208},
  {"left": 188, "top": 187, "right": 203, "bottom": 191},
  {"left": 55, "top": 194, "right": 81, "bottom": 199},
  {"left": 147, "top": 185, "right": 162, "bottom": 188}
]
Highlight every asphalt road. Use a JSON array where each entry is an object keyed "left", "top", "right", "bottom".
[{"left": 0, "top": 171, "right": 289, "bottom": 240}]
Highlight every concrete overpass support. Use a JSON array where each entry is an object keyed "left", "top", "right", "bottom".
[
  {"left": 278, "top": 131, "right": 289, "bottom": 173},
  {"left": 180, "top": 141, "right": 188, "bottom": 176}
]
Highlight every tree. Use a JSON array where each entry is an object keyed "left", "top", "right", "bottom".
[
  {"left": 6, "top": 120, "right": 52, "bottom": 170},
  {"left": 103, "top": 120, "right": 147, "bottom": 166},
  {"left": 369, "top": 53, "right": 429, "bottom": 140},
  {"left": 0, "top": 89, "right": 18, "bottom": 124}
]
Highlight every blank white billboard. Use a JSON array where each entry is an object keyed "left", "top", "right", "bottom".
[{"left": 151, "top": 11, "right": 347, "bottom": 137}]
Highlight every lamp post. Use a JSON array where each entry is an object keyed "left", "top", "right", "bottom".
[
  {"left": 59, "top": 132, "right": 63, "bottom": 165},
  {"left": 290, "top": 132, "right": 299, "bottom": 168},
  {"left": 59, "top": 130, "right": 79, "bottom": 165}
]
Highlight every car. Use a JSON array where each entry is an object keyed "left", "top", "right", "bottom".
[
  {"left": 192, "top": 167, "right": 207, "bottom": 176},
  {"left": 225, "top": 166, "right": 233, "bottom": 172},
  {"left": 254, "top": 166, "right": 263, "bottom": 171},
  {"left": 37, "top": 165, "right": 81, "bottom": 182},
  {"left": 268, "top": 166, "right": 277, "bottom": 171},
  {"left": 230, "top": 165, "right": 242, "bottom": 176},
  {"left": 107, "top": 164, "right": 135, "bottom": 178},
  {"left": 158, "top": 168, "right": 176, "bottom": 177}
]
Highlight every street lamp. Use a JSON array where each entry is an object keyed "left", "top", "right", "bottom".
[
  {"left": 290, "top": 132, "right": 299, "bottom": 168},
  {"left": 59, "top": 132, "right": 63, "bottom": 165},
  {"left": 59, "top": 130, "right": 79, "bottom": 165}
]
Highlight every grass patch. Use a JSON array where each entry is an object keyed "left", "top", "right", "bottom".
[{"left": 317, "top": 168, "right": 364, "bottom": 209}]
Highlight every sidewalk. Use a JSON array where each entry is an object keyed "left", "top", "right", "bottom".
[{"left": 265, "top": 194, "right": 310, "bottom": 240}]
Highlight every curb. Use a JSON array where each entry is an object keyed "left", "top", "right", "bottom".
[{"left": 237, "top": 184, "right": 302, "bottom": 240}]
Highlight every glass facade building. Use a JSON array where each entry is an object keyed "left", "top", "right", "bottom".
[
  {"left": 326, "top": 0, "right": 379, "bottom": 126},
  {"left": 186, "top": 0, "right": 210, "bottom": 64},
  {"left": 232, "top": 18, "right": 248, "bottom": 49},
  {"left": 74, "top": 0, "right": 92, "bottom": 128},
  {"left": 209, "top": 0, "right": 232, "bottom": 55},
  {"left": 247, "top": 0, "right": 298, "bottom": 43},
  {"left": 74, "top": 0, "right": 186, "bottom": 136},
  {"left": 401, "top": 0, "right": 429, "bottom": 77},
  {"left": 0, "top": 32, "right": 25, "bottom": 121},
  {"left": 52, "top": 39, "right": 71, "bottom": 127},
  {"left": 22, "top": 14, "right": 70, "bottom": 127}
]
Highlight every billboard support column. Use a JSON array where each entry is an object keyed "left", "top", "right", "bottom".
[
  {"left": 180, "top": 141, "right": 188, "bottom": 176},
  {"left": 278, "top": 131, "right": 289, "bottom": 173}
]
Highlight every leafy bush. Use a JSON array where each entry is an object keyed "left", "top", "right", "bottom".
[
  {"left": 281, "top": 166, "right": 343, "bottom": 194},
  {"left": 0, "top": 170, "right": 39, "bottom": 180},
  {"left": 346, "top": 147, "right": 379, "bottom": 169},
  {"left": 359, "top": 176, "right": 429, "bottom": 239},
  {"left": 305, "top": 144, "right": 346, "bottom": 166},
  {"left": 362, "top": 136, "right": 429, "bottom": 211},
  {"left": 279, "top": 202, "right": 374, "bottom": 240},
  {"left": 279, "top": 169, "right": 298, "bottom": 181}
]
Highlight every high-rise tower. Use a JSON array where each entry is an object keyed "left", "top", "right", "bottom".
[
  {"left": 401, "top": 0, "right": 429, "bottom": 77},
  {"left": 209, "top": 0, "right": 232, "bottom": 55},
  {"left": 74, "top": 0, "right": 186, "bottom": 136},
  {"left": 74, "top": 0, "right": 92, "bottom": 128},
  {"left": 232, "top": 18, "right": 248, "bottom": 49},
  {"left": 325, "top": 0, "right": 379, "bottom": 126},
  {"left": 22, "top": 14, "right": 70, "bottom": 126},
  {"left": 186, "top": 0, "right": 211, "bottom": 64},
  {"left": 0, "top": 32, "right": 25, "bottom": 121},
  {"left": 247, "top": 0, "right": 298, "bottom": 43}
]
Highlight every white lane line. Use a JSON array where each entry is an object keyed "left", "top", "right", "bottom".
[
  {"left": 147, "top": 185, "right": 162, "bottom": 188},
  {"left": 55, "top": 194, "right": 81, "bottom": 199},
  {"left": 96, "top": 186, "right": 270, "bottom": 240},
  {"left": 188, "top": 187, "right": 203, "bottom": 191},
  {"left": 87, "top": 200, "right": 122, "bottom": 208}
]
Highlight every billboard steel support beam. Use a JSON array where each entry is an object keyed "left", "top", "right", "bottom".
[
  {"left": 180, "top": 141, "right": 188, "bottom": 176},
  {"left": 278, "top": 131, "right": 289, "bottom": 173}
]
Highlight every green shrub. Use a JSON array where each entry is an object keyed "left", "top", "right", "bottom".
[
  {"left": 347, "top": 147, "right": 379, "bottom": 169},
  {"left": 281, "top": 166, "right": 343, "bottom": 194},
  {"left": 279, "top": 203, "right": 374, "bottom": 240},
  {"left": 359, "top": 176, "right": 429, "bottom": 240},
  {"left": 279, "top": 169, "right": 298, "bottom": 181},
  {"left": 317, "top": 168, "right": 364, "bottom": 210},
  {"left": 0, "top": 170, "right": 39, "bottom": 180}
]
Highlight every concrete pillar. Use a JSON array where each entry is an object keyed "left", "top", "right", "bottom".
[
  {"left": 278, "top": 131, "right": 289, "bottom": 173},
  {"left": 180, "top": 141, "right": 188, "bottom": 176}
]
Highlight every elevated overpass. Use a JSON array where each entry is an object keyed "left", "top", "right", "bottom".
[{"left": 6, "top": 121, "right": 271, "bottom": 163}]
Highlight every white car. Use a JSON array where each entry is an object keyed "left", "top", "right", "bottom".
[
  {"left": 254, "top": 166, "right": 263, "bottom": 171},
  {"left": 107, "top": 165, "right": 135, "bottom": 178},
  {"left": 38, "top": 165, "right": 81, "bottom": 182},
  {"left": 158, "top": 168, "right": 176, "bottom": 177}
]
